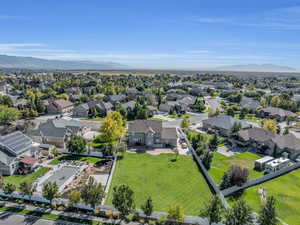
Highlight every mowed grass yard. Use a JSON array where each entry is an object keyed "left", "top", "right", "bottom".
[
  {"left": 106, "top": 153, "right": 212, "bottom": 215},
  {"left": 227, "top": 169, "right": 300, "bottom": 225},
  {"left": 209, "top": 152, "right": 263, "bottom": 184},
  {"left": 4, "top": 167, "right": 50, "bottom": 191},
  {"left": 49, "top": 154, "right": 102, "bottom": 165}
]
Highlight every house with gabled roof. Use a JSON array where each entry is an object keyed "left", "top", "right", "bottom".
[
  {"left": 258, "top": 107, "right": 297, "bottom": 121},
  {"left": 0, "top": 131, "right": 37, "bottom": 175},
  {"left": 202, "top": 115, "right": 251, "bottom": 136},
  {"left": 47, "top": 99, "right": 74, "bottom": 114},
  {"left": 128, "top": 120, "right": 178, "bottom": 148},
  {"left": 236, "top": 127, "right": 300, "bottom": 161}
]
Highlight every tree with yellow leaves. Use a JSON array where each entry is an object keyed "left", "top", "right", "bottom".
[
  {"left": 270, "top": 96, "right": 281, "bottom": 107},
  {"left": 181, "top": 117, "right": 190, "bottom": 128},
  {"left": 262, "top": 119, "right": 278, "bottom": 133},
  {"left": 100, "top": 111, "right": 125, "bottom": 142}
]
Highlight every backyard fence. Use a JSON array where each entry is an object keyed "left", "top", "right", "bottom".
[
  {"left": 222, "top": 161, "right": 300, "bottom": 197},
  {"left": 178, "top": 128, "right": 229, "bottom": 209}
]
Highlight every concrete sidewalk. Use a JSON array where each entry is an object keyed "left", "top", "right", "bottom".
[{"left": 2, "top": 201, "right": 140, "bottom": 225}]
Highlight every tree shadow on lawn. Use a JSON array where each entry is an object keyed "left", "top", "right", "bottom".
[{"left": 227, "top": 190, "right": 245, "bottom": 202}]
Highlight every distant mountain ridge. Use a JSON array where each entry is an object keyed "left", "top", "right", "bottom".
[
  {"left": 215, "top": 64, "right": 296, "bottom": 72},
  {"left": 0, "top": 55, "right": 128, "bottom": 70}
]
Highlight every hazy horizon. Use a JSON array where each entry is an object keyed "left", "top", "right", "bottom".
[{"left": 1, "top": 0, "right": 300, "bottom": 70}]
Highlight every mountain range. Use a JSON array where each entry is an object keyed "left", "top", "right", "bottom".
[
  {"left": 215, "top": 64, "right": 296, "bottom": 72},
  {"left": 0, "top": 55, "right": 128, "bottom": 70},
  {"left": 0, "top": 55, "right": 297, "bottom": 72}
]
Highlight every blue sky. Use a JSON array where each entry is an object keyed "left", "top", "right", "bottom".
[{"left": 1, "top": 0, "right": 300, "bottom": 69}]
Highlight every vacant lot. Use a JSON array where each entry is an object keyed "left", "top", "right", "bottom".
[
  {"left": 49, "top": 154, "right": 102, "bottom": 165},
  {"left": 209, "top": 152, "right": 263, "bottom": 184},
  {"left": 106, "top": 153, "right": 212, "bottom": 215},
  {"left": 4, "top": 167, "right": 51, "bottom": 191},
  {"left": 227, "top": 169, "right": 300, "bottom": 225}
]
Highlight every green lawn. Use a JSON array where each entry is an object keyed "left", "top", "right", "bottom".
[
  {"left": 106, "top": 153, "right": 212, "bottom": 215},
  {"left": 4, "top": 167, "right": 51, "bottom": 190},
  {"left": 49, "top": 154, "right": 102, "bottom": 165},
  {"left": 208, "top": 152, "right": 263, "bottom": 184},
  {"left": 147, "top": 117, "right": 166, "bottom": 121},
  {"left": 227, "top": 169, "right": 300, "bottom": 225},
  {"left": 80, "top": 118, "right": 104, "bottom": 122}
]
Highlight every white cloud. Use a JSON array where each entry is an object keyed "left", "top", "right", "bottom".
[
  {"left": 0, "top": 43, "right": 45, "bottom": 51},
  {"left": 192, "top": 6, "right": 300, "bottom": 30}
]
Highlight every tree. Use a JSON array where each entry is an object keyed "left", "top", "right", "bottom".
[
  {"left": 20, "top": 180, "right": 36, "bottom": 201},
  {"left": 51, "top": 147, "right": 60, "bottom": 157},
  {"left": 67, "top": 135, "right": 87, "bottom": 154},
  {"left": 258, "top": 196, "right": 278, "bottom": 225},
  {"left": 80, "top": 177, "right": 105, "bottom": 209},
  {"left": 100, "top": 111, "right": 125, "bottom": 142},
  {"left": 0, "top": 176, "right": 4, "bottom": 189},
  {"left": 209, "top": 134, "right": 218, "bottom": 151},
  {"left": 112, "top": 184, "right": 135, "bottom": 217},
  {"left": 141, "top": 197, "right": 153, "bottom": 218},
  {"left": 200, "top": 195, "right": 224, "bottom": 225},
  {"left": 167, "top": 204, "right": 185, "bottom": 225},
  {"left": 42, "top": 182, "right": 59, "bottom": 206},
  {"left": 181, "top": 117, "right": 190, "bottom": 128},
  {"left": 3, "top": 183, "right": 16, "bottom": 198},
  {"left": 231, "top": 122, "right": 242, "bottom": 134},
  {"left": 220, "top": 166, "right": 249, "bottom": 190},
  {"left": 262, "top": 120, "right": 278, "bottom": 133},
  {"left": 201, "top": 150, "right": 214, "bottom": 170},
  {"left": 270, "top": 96, "right": 281, "bottom": 107},
  {"left": 0, "top": 105, "right": 20, "bottom": 125},
  {"left": 283, "top": 127, "right": 289, "bottom": 135},
  {"left": 68, "top": 190, "right": 81, "bottom": 208},
  {"left": 224, "top": 199, "right": 253, "bottom": 225},
  {"left": 173, "top": 148, "right": 179, "bottom": 161}
]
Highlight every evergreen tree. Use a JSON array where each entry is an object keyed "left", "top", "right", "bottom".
[
  {"left": 224, "top": 199, "right": 253, "bottom": 225},
  {"left": 200, "top": 195, "right": 224, "bottom": 225},
  {"left": 258, "top": 196, "right": 278, "bottom": 225}
]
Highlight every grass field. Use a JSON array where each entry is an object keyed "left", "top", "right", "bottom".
[
  {"left": 80, "top": 118, "right": 104, "bottom": 122},
  {"left": 106, "top": 153, "right": 212, "bottom": 215},
  {"left": 4, "top": 167, "right": 51, "bottom": 191},
  {"left": 209, "top": 152, "right": 263, "bottom": 184},
  {"left": 227, "top": 169, "right": 300, "bottom": 225},
  {"left": 49, "top": 154, "right": 102, "bottom": 165}
]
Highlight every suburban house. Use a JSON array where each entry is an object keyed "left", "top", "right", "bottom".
[
  {"left": 73, "top": 100, "right": 113, "bottom": 117},
  {"left": 105, "top": 94, "right": 126, "bottom": 104},
  {"left": 0, "top": 131, "right": 38, "bottom": 175},
  {"left": 47, "top": 99, "right": 74, "bottom": 114},
  {"left": 122, "top": 101, "right": 136, "bottom": 110},
  {"left": 202, "top": 115, "right": 251, "bottom": 136},
  {"left": 28, "top": 118, "right": 91, "bottom": 148},
  {"left": 258, "top": 107, "right": 297, "bottom": 121},
  {"left": 126, "top": 87, "right": 139, "bottom": 100},
  {"left": 235, "top": 127, "right": 300, "bottom": 161},
  {"left": 240, "top": 97, "right": 261, "bottom": 111},
  {"left": 128, "top": 120, "right": 178, "bottom": 148}
]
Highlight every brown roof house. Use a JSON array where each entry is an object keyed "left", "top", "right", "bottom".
[
  {"left": 128, "top": 120, "right": 178, "bottom": 148},
  {"left": 258, "top": 107, "right": 297, "bottom": 122},
  {"left": 235, "top": 127, "right": 300, "bottom": 161},
  {"left": 47, "top": 99, "right": 74, "bottom": 114}
]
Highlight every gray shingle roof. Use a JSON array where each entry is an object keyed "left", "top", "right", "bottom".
[
  {"left": 128, "top": 120, "right": 163, "bottom": 133},
  {"left": 260, "top": 107, "right": 297, "bottom": 118},
  {"left": 203, "top": 115, "right": 250, "bottom": 130}
]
